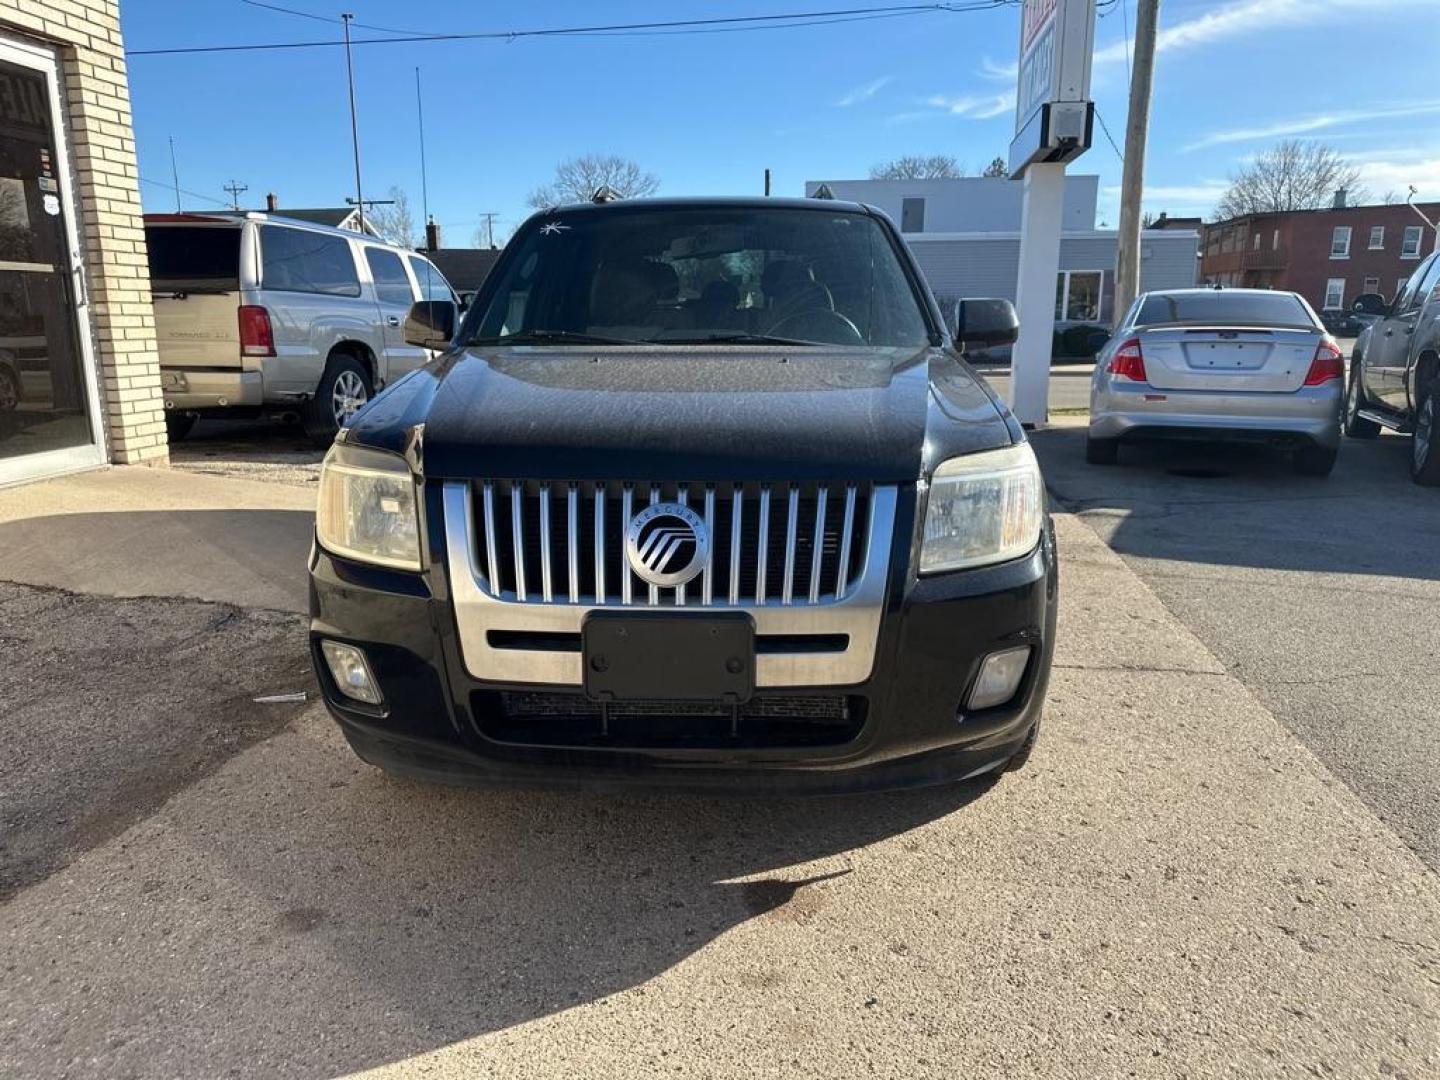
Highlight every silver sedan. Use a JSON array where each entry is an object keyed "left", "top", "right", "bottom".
[{"left": 1087, "top": 288, "right": 1345, "bottom": 476}]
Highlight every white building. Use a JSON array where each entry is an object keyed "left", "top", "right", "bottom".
[{"left": 805, "top": 176, "right": 1200, "bottom": 332}]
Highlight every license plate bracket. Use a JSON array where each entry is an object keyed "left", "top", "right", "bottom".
[{"left": 582, "top": 612, "right": 755, "bottom": 703}]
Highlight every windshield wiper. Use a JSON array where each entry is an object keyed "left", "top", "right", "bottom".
[
  {"left": 472, "top": 329, "right": 641, "bottom": 346},
  {"left": 654, "top": 332, "right": 828, "bottom": 346}
]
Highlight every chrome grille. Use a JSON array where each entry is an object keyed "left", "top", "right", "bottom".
[{"left": 471, "top": 480, "right": 871, "bottom": 607}]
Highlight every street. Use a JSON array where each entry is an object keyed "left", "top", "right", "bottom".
[{"left": 1, "top": 442, "right": 1437, "bottom": 1077}]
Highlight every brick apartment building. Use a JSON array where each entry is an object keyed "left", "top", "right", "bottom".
[
  {"left": 0, "top": 1, "right": 167, "bottom": 486},
  {"left": 1201, "top": 196, "right": 1440, "bottom": 317}
]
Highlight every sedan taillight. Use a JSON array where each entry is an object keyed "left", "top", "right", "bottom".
[
  {"left": 1304, "top": 340, "right": 1345, "bottom": 386},
  {"left": 1106, "top": 338, "right": 1147, "bottom": 382}
]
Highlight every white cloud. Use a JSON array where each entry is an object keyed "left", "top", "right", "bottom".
[
  {"left": 1183, "top": 101, "right": 1440, "bottom": 151},
  {"left": 921, "top": 92, "right": 1015, "bottom": 120},
  {"left": 834, "top": 75, "right": 893, "bottom": 107},
  {"left": 976, "top": 56, "right": 1017, "bottom": 82},
  {"left": 1094, "top": 0, "right": 1406, "bottom": 66},
  {"left": 1356, "top": 156, "right": 1440, "bottom": 201}
]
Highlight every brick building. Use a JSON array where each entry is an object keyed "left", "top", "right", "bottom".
[
  {"left": 0, "top": 1, "right": 166, "bottom": 486},
  {"left": 1201, "top": 198, "right": 1440, "bottom": 316}
]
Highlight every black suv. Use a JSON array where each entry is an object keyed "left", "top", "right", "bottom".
[
  {"left": 308, "top": 198, "right": 1057, "bottom": 793},
  {"left": 1346, "top": 249, "right": 1440, "bottom": 484}
]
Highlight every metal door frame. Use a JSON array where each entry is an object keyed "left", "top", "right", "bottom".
[{"left": 0, "top": 32, "right": 107, "bottom": 487}]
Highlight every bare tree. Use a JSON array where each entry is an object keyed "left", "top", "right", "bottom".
[
  {"left": 366, "top": 186, "right": 416, "bottom": 248},
  {"left": 528, "top": 154, "right": 659, "bottom": 208},
  {"left": 1141, "top": 210, "right": 1157, "bottom": 228},
  {"left": 981, "top": 156, "right": 1008, "bottom": 178},
  {"left": 870, "top": 154, "right": 965, "bottom": 180},
  {"left": 1215, "top": 140, "right": 1368, "bottom": 219}
]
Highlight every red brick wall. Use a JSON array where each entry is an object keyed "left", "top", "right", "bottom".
[{"left": 1280, "top": 205, "right": 1439, "bottom": 310}]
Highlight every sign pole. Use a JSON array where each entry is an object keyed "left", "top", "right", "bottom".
[{"left": 1007, "top": 0, "right": 1096, "bottom": 426}]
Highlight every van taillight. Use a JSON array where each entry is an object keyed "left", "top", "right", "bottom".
[
  {"left": 238, "top": 305, "right": 275, "bottom": 358},
  {"left": 1304, "top": 340, "right": 1345, "bottom": 386},
  {"left": 1106, "top": 338, "right": 1147, "bottom": 382}
]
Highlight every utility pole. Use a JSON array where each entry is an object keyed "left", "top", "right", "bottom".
[
  {"left": 340, "top": 13, "right": 366, "bottom": 234},
  {"left": 1113, "top": 0, "right": 1160, "bottom": 322},
  {"left": 764, "top": 168, "right": 771, "bottom": 197},
  {"left": 479, "top": 212, "right": 499, "bottom": 248},
  {"left": 168, "top": 136, "right": 181, "bottom": 211},
  {"left": 415, "top": 67, "right": 430, "bottom": 235},
  {"left": 222, "top": 179, "right": 248, "bottom": 210}
]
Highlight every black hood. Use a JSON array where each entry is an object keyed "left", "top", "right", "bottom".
[{"left": 349, "top": 345, "right": 1013, "bottom": 483}]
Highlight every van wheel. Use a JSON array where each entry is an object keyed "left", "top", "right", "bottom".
[
  {"left": 1412, "top": 377, "right": 1440, "bottom": 487},
  {"left": 165, "top": 413, "right": 197, "bottom": 441},
  {"left": 303, "top": 353, "right": 372, "bottom": 446},
  {"left": 1293, "top": 443, "right": 1338, "bottom": 477},
  {"left": 1344, "top": 364, "right": 1380, "bottom": 438},
  {"left": 1085, "top": 435, "right": 1119, "bottom": 465}
]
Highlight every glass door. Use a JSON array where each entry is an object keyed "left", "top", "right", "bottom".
[{"left": 0, "top": 37, "right": 104, "bottom": 485}]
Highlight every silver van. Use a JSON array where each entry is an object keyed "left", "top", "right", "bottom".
[{"left": 144, "top": 211, "right": 458, "bottom": 445}]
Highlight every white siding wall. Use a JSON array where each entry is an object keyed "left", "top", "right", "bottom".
[{"left": 805, "top": 176, "right": 1100, "bottom": 233}]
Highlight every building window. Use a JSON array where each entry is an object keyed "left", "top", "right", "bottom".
[
  {"left": 1402, "top": 225, "right": 1424, "bottom": 258},
  {"left": 1362, "top": 275, "right": 1380, "bottom": 295},
  {"left": 1054, "top": 270, "right": 1104, "bottom": 322},
  {"left": 1330, "top": 226, "right": 1351, "bottom": 259},
  {"left": 1323, "top": 278, "right": 1345, "bottom": 310},
  {"left": 1272, "top": 229, "right": 1280, "bottom": 250},
  {"left": 1253, "top": 232, "right": 1261, "bottom": 250},
  {"left": 900, "top": 197, "right": 925, "bottom": 234},
  {"left": 1369, "top": 225, "right": 1385, "bottom": 250}
]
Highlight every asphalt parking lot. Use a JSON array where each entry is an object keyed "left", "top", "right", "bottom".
[{"left": 2, "top": 397, "right": 1437, "bottom": 1077}]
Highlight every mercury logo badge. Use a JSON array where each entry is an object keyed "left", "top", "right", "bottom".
[{"left": 625, "top": 502, "right": 709, "bottom": 588}]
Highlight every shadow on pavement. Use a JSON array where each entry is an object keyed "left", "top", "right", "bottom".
[{"left": 1030, "top": 425, "right": 1440, "bottom": 582}]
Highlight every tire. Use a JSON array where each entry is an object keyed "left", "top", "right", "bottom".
[
  {"left": 1293, "top": 443, "right": 1338, "bottom": 477},
  {"left": 1344, "top": 363, "right": 1381, "bottom": 439},
  {"left": 1003, "top": 721, "right": 1039, "bottom": 772},
  {"left": 165, "top": 413, "right": 197, "bottom": 441},
  {"left": 303, "top": 352, "right": 373, "bottom": 447},
  {"left": 1085, "top": 435, "right": 1119, "bottom": 465},
  {"left": 1412, "top": 376, "right": 1440, "bottom": 487}
]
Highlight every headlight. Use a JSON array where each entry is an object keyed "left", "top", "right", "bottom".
[
  {"left": 920, "top": 443, "right": 1043, "bottom": 574},
  {"left": 316, "top": 443, "right": 422, "bottom": 570}
]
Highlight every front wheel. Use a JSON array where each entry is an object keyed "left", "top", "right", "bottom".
[
  {"left": 1293, "top": 443, "right": 1338, "bottom": 477},
  {"left": 303, "top": 353, "right": 373, "bottom": 447},
  {"left": 1412, "top": 376, "right": 1440, "bottom": 487},
  {"left": 1344, "top": 363, "right": 1380, "bottom": 438}
]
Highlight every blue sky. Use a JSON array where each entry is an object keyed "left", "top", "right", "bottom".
[{"left": 121, "top": 0, "right": 1440, "bottom": 244}]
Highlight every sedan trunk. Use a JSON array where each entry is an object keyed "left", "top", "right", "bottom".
[{"left": 1137, "top": 327, "right": 1321, "bottom": 393}]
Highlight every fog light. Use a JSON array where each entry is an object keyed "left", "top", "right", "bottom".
[
  {"left": 320, "top": 640, "right": 382, "bottom": 705},
  {"left": 967, "top": 646, "right": 1031, "bottom": 710}
]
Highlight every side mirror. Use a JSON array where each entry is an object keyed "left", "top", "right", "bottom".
[
  {"left": 404, "top": 300, "right": 457, "bottom": 349},
  {"left": 1086, "top": 330, "right": 1111, "bottom": 354},
  {"left": 954, "top": 298, "right": 1020, "bottom": 350},
  {"left": 1352, "top": 292, "right": 1387, "bottom": 316},
  {"left": 457, "top": 291, "right": 475, "bottom": 313}
]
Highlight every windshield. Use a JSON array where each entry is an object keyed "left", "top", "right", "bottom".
[
  {"left": 466, "top": 206, "right": 933, "bottom": 348},
  {"left": 1135, "top": 291, "right": 1317, "bottom": 328},
  {"left": 145, "top": 225, "right": 241, "bottom": 290}
]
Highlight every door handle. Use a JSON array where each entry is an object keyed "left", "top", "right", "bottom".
[{"left": 387, "top": 316, "right": 400, "bottom": 327}]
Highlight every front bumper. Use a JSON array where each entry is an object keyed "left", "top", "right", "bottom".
[
  {"left": 1090, "top": 379, "right": 1343, "bottom": 449},
  {"left": 161, "top": 368, "right": 263, "bottom": 412},
  {"left": 308, "top": 504, "right": 1058, "bottom": 795}
]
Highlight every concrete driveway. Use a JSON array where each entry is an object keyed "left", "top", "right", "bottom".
[
  {"left": 1032, "top": 423, "right": 1440, "bottom": 870},
  {"left": 1, "top": 464, "right": 1436, "bottom": 1078}
]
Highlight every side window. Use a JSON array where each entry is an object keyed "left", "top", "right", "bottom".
[
  {"left": 407, "top": 255, "right": 455, "bottom": 302},
  {"left": 1392, "top": 255, "right": 1436, "bottom": 313},
  {"left": 365, "top": 247, "right": 414, "bottom": 306},
  {"left": 260, "top": 226, "right": 361, "bottom": 297}
]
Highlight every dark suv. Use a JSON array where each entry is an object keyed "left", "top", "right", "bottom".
[
  {"left": 307, "top": 197, "right": 1057, "bottom": 793},
  {"left": 1346, "top": 249, "right": 1440, "bottom": 484}
]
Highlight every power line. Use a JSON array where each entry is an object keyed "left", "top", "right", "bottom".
[
  {"left": 139, "top": 175, "right": 232, "bottom": 208},
  {"left": 1094, "top": 106, "right": 1125, "bottom": 163},
  {"left": 129, "top": 2, "right": 1014, "bottom": 56},
  {"left": 238, "top": 0, "right": 425, "bottom": 37}
]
